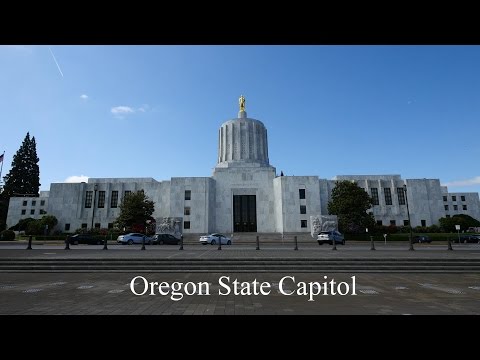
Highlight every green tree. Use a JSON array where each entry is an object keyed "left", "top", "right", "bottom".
[
  {"left": 115, "top": 190, "right": 154, "bottom": 232},
  {"left": 328, "top": 180, "right": 376, "bottom": 234},
  {"left": 39, "top": 215, "right": 58, "bottom": 234},
  {"left": 439, "top": 214, "right": 480, "bottom": 232},
  {"left": 9, "top": 217, "right": 36, "bottom": 231},
  {"left": 3, "top": 132, "right": 40, "bottom": 197},
  {"left": 0, "top": 133, "right": 41, "bottom": 230}
]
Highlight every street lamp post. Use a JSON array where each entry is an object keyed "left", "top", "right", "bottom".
[
  {"left": 91, "top": 184, "right": 98, "bottom": 230},
  {"left": 403, "top": 184, "right": 414, "bottom": 251}
]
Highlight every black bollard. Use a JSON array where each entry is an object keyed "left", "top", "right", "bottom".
[
  {"left": 370, "top": 235, "right": 376, "bottom": 251},
  {"left": 64, "top": 235, "right": 70, "bottom": 250},
  {"left": 256, "top": 235, "right": 260, "bottom": 250},
  {"left": 141, "top": 235, "right": 146, "bottom": 250},
  {"left": 294, "top": 236, "right": 298, "bottom": 251},
  {"left": 103, "top": 237, "right": 108, "bottom": 250},
  {"left": 447, "top": 237, "right": 453, "bottom": 251},
  {"left": 179, "top": 235, "right": 184, "bottom": 250},
  {"left": 26, "top": 235, "right": 33, "bottom": 250},
  {"left": 218, "top": 236, "right": 222, "bottom": 250}
]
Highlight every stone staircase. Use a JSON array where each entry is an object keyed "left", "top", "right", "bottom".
[
  {"left": 1, "top": 257, "right": 480, "bottom": 273},
  {"left": 183, "top": 232, "right": 315, "bottom": 245}
]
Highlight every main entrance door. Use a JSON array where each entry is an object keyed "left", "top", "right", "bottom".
[{"left": 233, "top": 195, "right": 257, "bottom": 232}]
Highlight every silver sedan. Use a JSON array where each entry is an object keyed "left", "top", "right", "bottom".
[{"left": 199, "top": 233, "right": 232, "bottom": 245}]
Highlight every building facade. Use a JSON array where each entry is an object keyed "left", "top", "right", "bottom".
[{"left": 6, "top": 100, "right": 480, "bottom": 235}]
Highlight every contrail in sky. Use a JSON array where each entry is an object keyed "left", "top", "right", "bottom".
[{"left": 48, "top": 46, "right": 64, "bottom": 78}]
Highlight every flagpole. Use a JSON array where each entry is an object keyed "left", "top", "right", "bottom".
[{"left": 0, "top": 151, "right": 4, "bottom": 187}]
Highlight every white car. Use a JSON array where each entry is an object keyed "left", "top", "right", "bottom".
[
  {"left": 199, "top": 233, "right": 232, "bottom": 245},
  {"left": 317, "top": 231, "right": 345, "bottom": 245},
  {"left": 117, "top": 233, "right": 152, "bottom": 245}
]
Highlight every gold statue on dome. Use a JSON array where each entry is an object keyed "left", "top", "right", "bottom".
[{"left": 239, "top": 95, "right": 246, "bottom": 111}]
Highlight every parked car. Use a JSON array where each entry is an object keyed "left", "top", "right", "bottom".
[
  {"left": 317, "top": 231, "right": 345, "bottom": 245},
  {"left": 69, "top": 234, "right": 103, "bottom": 245},
  {"left": 412, "top": 235, "right": 431, "bottom": 243},
  {"left": 117, "top": 233, "right": 152, "bottom": 245},
  {"left": 199, "top": 233, "right": 232, "bottom": 245},
  {"left": 152, "top": 234, "right": 180, "bottom": 245},
  {"left": 454, "top": 235, "right": 480, "bottom": 244}
]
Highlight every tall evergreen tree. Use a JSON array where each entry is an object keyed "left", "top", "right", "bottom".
[
  {"left": 115, "top": 190, "right": 155, "bottom": 232},
  {"left": 328, "top": 180, "right": 376, "bottom": 234},
  {"left": 0, "top": 133, "right": 40, "bottom": 230},
  {"left": 3, "top": 132, "right": 40, "bottom": 197}
]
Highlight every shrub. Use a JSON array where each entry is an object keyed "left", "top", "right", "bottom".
[{"left": 0, "top": 230, "right": 15, "bottom": 241}]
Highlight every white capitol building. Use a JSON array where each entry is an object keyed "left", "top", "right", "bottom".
[{"left": 6, "top": 97, "right": 480, "bottom": 236}]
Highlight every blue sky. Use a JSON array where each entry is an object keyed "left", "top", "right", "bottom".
[{"left": 1, "top": 45, "right": 479, "bottom": 194}]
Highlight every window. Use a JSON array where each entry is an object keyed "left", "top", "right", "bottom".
[
  {"left": 443, "top": 196, "right": 447, "bottom": 202},
  {"left": 81, "top": 223, "right": 87, "bottom": 229},
  {"left": 461, "top": 196, "right": 466, "bottom": 201},
  {"left": 185, "top": 190, "right": 191, "bottom": 200},
  {"left": 85, "top": 191, "right": 93, "bottom": 208},
  {"left": 39, "top": 209, "right": 46, "bottom": 215},
  {"left": 452, "top": 196, "right": 456, "bottom": 201},
  {"left": 371, "top": 188, "right": 379, "bottom": 205},
  {"left": 403, "top": 220, "right": 409, "bottom": 226},
  {"left": 299, "top": 189, "right": 306, "bottom": 199},
  {"left": 390, "top": 220, "right": 396, "bottom": 226},
  {"left": 184, "top": 207, "right": 191, "bottom": 216},
  {"left": 453, "top": 205, "right": 458, "bottom": 210},
  {"left": 300, "top": 205, "right": 306, "bottom": 214},
  {"left": 108, "top": 223, "right": 113, "bottom": 229},
  {"left": 384, "top": 188, "right": 392, "bottom": 205},
  {"left": 40, "top": 200, "right": 45, "bottom": 206},
  {"left": 301, "top": 220, "right": 307, "bottom": 228},
  {"left": 95, "top": 223, "right": 101, "bottom": 229},
  {"left": 184, "top": 221, "right": 191, "bottom": 229},
  {"left": 444, "top": 205, "right": 449, "bottom": 210},
  {"left": 421, "top": 220, "right": 426, "bottom": 227},
  {"left": 98, "top": 191, "right": 105, "bottom": 208},
  {"left": 22, "top": 200, "right": 27, "bottom": 206},
  {"left": 463, "top": 205, "right": 467, "bottom": 210},
  {"left": 397, "top": 188, "right": 405, "bottom": 205},
  {"left": 376, "top": 220, "right": 383, "bottom": 226},
  {"left": 65, "top": 224, "right": 71, "bottom": 231},
  {"left": 124, "top": 190, "right": 131, "bottom": 198},
  {"left": 30, "top": 209, "right": 35, "bottom": 215},
  {"left": 21, "top": 209, "right": 26, "bottom": 215},
  {"left": 111, "top": 191, "right": 118, "bottom": 208},
  {"left": 32, "top": 200, "right": 36, "bottom": 206},
  {"left": 446, "top": 215, "right": 451, "bottom": 218}
]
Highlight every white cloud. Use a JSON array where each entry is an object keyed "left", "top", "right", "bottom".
[
  {"left": 111, "top": 106, "right": 135, "bottom": 117},
  {"left": 443, "top": 176, "right": 480, "bottom": 187},
  {"left": 80, "top": 94, "right": 88, "bottom": 100},
  {"left": 65, "top": 175, "right": 89, "bottom": 183},
  {"left": 138, "top": 104, "right": 149, "bottom": 112}
]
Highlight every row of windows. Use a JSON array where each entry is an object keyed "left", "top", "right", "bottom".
[
  {"left": 21, "top": 209, "right": 47, "bottom": 215},
  {"left": 376, "top": 219, "right": 427, "bottom": 227},
  {"left": 78, "top": 223, "right": 114, "bottom": 230},
  {"left": 443, "top": 195, "right": 466, "bottom": 202},
  {"left": 84, "top": 190, "right": 132, "bottom": 209},
  {"left": 22, "top": 200, "right": 45, "bottom": 207},
  {"left": 445, "top": 205, "right": 467, "bottom": 211},
  {"left": 370, "top": 187, "right": 406, "bottom": 206}
]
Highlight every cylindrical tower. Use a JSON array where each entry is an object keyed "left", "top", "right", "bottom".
[{"left": 216, "top": 97, "right": 270, "bottom": 168}]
